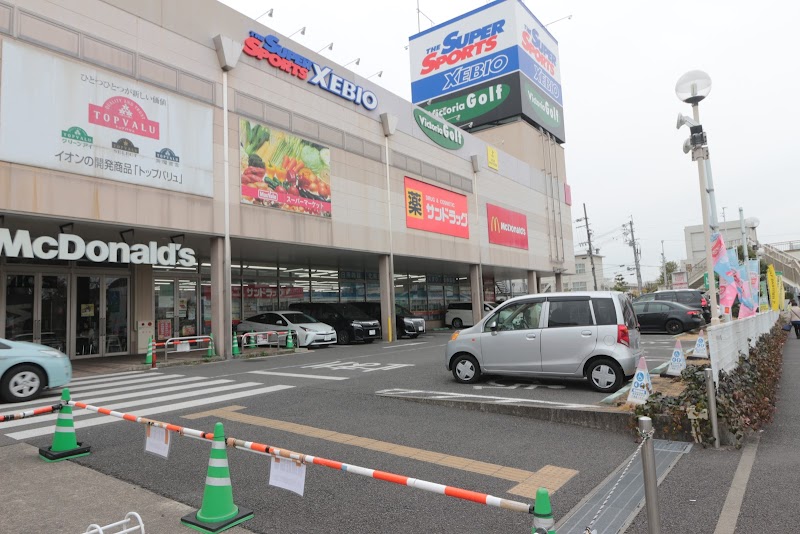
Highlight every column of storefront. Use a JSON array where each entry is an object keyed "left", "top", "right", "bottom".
[
  {"left": 132, "top": 264, "right": 153, "bottom": 355},
  {"left": 210, "top": 237, "right": 228, "bottom": 358},
  {"left": 378, "top": 255, "right": 393, "bottom": 341},
  {"left": 527, "top": 271, "right": 538, "bottom": 294},
  {"left": 470, "top": 264, "right": 484, "bottom": 325}
]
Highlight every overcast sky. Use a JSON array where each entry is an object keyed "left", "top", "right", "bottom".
[{"left": 220, "top": 0, "right": 799, "bottom": 283}]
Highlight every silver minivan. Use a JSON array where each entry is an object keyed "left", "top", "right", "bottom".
[{"left": 444, "top": 291, "right": 642, "bottom": 393}]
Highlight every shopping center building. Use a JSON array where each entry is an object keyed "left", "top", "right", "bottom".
[{"left": 0, "top": 0, "right": 573, "bottom": 358}]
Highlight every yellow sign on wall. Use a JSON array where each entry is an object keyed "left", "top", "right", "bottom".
[{"left": 487, "top": 145, "right": 499, "bottom": 171}]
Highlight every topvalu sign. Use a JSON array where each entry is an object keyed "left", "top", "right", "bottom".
[{"left": 0, "top": 229, "right": 197, "bottom": 267}]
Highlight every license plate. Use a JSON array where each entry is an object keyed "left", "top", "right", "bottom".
[
  {"left": 324, "top": 335, "right": 332, "bottom": 341},
  {"left": 417, "top": 326, "right": 423, "bottom": 331},
  {"left": 368, "top": 329, "right": 376, "bottom": 336}
]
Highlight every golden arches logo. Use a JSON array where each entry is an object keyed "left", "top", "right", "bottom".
[{"left": 490, "top": 216, "right": 501, "bottom": 232}]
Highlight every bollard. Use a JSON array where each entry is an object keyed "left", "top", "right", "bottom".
[
  {"left": 639, "top": 416, "right": 661, "bottom": 534},
  {"left": 286, "top": 329, "right": 295, "bottom": 350},
  {"left": 704, "top": 368, "right": 720, "bottom": 448}
]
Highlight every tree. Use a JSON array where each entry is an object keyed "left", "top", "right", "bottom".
[
  {"left": 657, "top": 261, "right": 679, "bottom": 287},
  {"left": 612, "top": 274, "right": 627, "bottom": 292}
]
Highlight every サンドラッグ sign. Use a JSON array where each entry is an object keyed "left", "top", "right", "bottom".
[
  {"left": 240, "top": 118, "right": 332, "bottom": 218},
  {"left": 404, "top": 177, "right": 469, "bottom": 238},
  {"left": 0, "top": 41, "right": 213, "bottom": 196}
]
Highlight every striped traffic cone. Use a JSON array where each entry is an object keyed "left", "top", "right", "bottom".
[
  {"left": 247, "top": 330, "right": 255, "bottom": 349},
  {"left": 231, "top": 333, "right": 241, "bottom": 357},
  {"left": 286, "top": 329, "right": 295, "bottom": 350},
  {"left": 39, "top": 388, "right": 91, "bottom": 462},
  {"left": 532, "top": 487, "right": 556, "bottom": 534},
  {"left": 206, "top": 334, "right": 216, "bottom": 358},
  {"left": 143, "top": 335, "right": 154, "bottom": 365},
  {"left": 181, "top": 422, "right": 253, "bottom": 533}
]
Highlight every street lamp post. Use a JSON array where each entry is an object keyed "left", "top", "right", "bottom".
[{"left": 676, "top": 70, "right": 720, "bottom": 325}]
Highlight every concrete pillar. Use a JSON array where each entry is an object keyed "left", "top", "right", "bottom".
[
  {"left": 378, "top": 255, "right": 395, "bottom": 341},
  {"left": 527, "top": 271, "right": 538, "bottom": 294},
  {"left": 210, "top": 237, "right": 229, "bottom": 358},
  {"left": 470, "top": 264, "right": 484, "bottom": 325},
  {"left": 555, "top": 272, "right": 563, "bottom": 292},
  {"left": 132, "top": 264, "right": 153, "bottom": 354}
]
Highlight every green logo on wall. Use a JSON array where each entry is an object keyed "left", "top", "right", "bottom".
[
  {"left": 524, "top": 82, "right": 561, "bottom": 129},
  {"left": 423, "top": 84, "right": 510, "bottom": 125},
  {"left": 61, "top": 126, "right": 93, "bottom": 144},
  {"left": 413, "top": 109, "right": 464, "bottom": 150}
]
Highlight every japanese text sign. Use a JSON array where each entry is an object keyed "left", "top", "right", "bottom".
[
  {"left": 486, "top": 203, "right": 528, "bottom": 249},
  {"left": 0, "top": 41, "right": 213, "bottom": 196},
  {"left": 404, "top": 177, "right": 469, "bottom": 239}
]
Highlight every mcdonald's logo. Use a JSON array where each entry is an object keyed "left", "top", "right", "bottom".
[
  {"left": 490, "top": 216, "right": 501, "bottom": 233},
  {"left": 486, "top": 203, "right": 528, "bottom": 250}
]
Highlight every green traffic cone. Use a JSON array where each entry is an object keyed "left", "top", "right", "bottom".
[
  {"left": 181, "top": 422, "right": 253, "bottom": 533},
  {"left": 248, "top": 330, "right": 255, "bottom": 349},
  {"left": 231, "top": 333, "right": 240, "bottom": 357},
  {"left": 206, "top": 334, "right": 216, "bottom": 358},
  {"left": 39, "top": 388, "right": 91, "bottom": 462},
  {"left": 532, "top": 487, "right": 556, "bottom": 534},
  {"left": 143, "top": 335, "right": 154, "bottom": 365},
  {"left": 286, "top": 329, "right": 295, "bottom": 350}
]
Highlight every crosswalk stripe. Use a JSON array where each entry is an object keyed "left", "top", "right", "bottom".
[
  {"left": 69, "top": 371, "right": 147, "bottom": 383},
  {"left": 8, "top": 376, "right": 204, "bottom": 410},
  {"left": 247, "top": 371, "right": 349, "bottom": 381},
  {"left": 65, "top": 373, "right": 178, "bottom": 389},
  {"left": 7, "top": 385, "right": 295, "bottom": 440},
  {"left": 1, "top": 380, "right": 255, "bottom": 430}
]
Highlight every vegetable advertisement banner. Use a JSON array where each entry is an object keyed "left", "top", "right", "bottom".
[
  {"left": 0, "top": 41, "right": 213, "bottom": 196},
  {"left": 240, "top": 118, "right": 331, "bottom": 217},
  {"left": 404, "top": 177, "right": 469, "bottom": 238}
]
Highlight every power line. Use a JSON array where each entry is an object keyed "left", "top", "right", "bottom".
[{"left": 574, "top": 203, "right": 598, "bottom": 290}]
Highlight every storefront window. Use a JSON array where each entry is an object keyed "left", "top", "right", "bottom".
[
  {"left": 366, "top": 271, "right": 381, "bottom": 302},
  {"left": 242, "top": 263, "right": 280, "bottom": 318},
  {"left": 409, "top": 274, "right": 427, "bottom": 318},
  {"left": 312, "top": 268, "right": 340, "bottom": 302},
  {"left": 394, "top": 273, "right": 410, "bottom": 308},
  {"left": 4, "top": 275, "right": 34, "bottom": 340},
  {"left": 459, "top": 281, "right": 472, "bottom": 302},
  {"left": 427, "top": 283, "right": 444, "bottom": 320},
  {"left": 280, "top": 266, "right": 310, "bottom": 308}
]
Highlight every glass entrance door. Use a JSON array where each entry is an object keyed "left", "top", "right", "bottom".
[
  {"left": 5, "top": 274, "right": 68, "bottom": 351},
  {"left": 154, "top": 277, "right": 199, "bottom": 341},
  {"left": 75, "top": 275, "right": 129, "bottom": 357}
]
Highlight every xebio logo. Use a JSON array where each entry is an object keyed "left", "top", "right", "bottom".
[
  {"left": 89, "top": 97, "right": 160, "bottom": 139},
  {"left": 0, "top": 229, "right": 196, "bottom": 267}
]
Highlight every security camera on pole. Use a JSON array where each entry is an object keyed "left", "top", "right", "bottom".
[{"left": 675, "top": 70, "right": 720, "bottom": 325}]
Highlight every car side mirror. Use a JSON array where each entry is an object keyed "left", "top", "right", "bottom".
[{"left": 488, "top": 320, "right": 497, "bottom": 331}]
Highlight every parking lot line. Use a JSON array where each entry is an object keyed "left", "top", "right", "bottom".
[
  {"left": 183, "top": 405, "right": 578, "bottom": 499},
  {"left": 247, "top": 371, "right": 349, "bottom": 380}
]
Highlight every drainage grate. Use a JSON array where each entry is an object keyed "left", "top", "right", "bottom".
[{"left": 557, "top": 439, "right": 692, "bottom": 534}]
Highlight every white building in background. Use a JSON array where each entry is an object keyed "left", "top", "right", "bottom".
[
  {"left": 684, "top": 220, "right": 759, "bottom": 267},
  {"left": 539, "top": 254, "right": 610, "bottom": 293}
]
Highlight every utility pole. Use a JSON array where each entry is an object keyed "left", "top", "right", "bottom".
[
  {"left": 661, "top": 240, "right": 668, "bottom": 289},
  {"left": 575, "top": 204, "right": 599, "bottom": 290},
  {"left": 623, "top": 217, "right": 643, "bottom": 294}
]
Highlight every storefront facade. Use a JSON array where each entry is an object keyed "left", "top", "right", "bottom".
[{"left": 0, "top": 0, "right": 573, "bottom": 358}]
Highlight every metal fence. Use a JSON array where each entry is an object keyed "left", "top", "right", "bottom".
[{"left": 707, "top": 310, "right": 779, "bottom": 384}]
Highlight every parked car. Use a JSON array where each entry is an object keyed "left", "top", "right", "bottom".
[
  {"left": 0, "top": 338, "right": 72, "bottom": 402},
  {"left": 352, "top": 302, "right": 426, "bottom": 338},
  {"left": 445, "top": 291, "right": 642, "bottom": 393},
  {"left": 236, "top": 310, "right": 337, "bottom": 347},
  {"left": 445, "top": 302, "right": 496, "bottom": 329},
  {"left": 288, "top": 303, "right": 381, "bottom": 344},
  {"left": 632, "top": 301, "right": 706, "bottom": 334},
  {"left": 634, "top": 289, "right": 711, "bottom": 323}
]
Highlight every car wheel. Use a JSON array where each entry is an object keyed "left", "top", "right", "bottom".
[
  {"left": 410, "top": 334, "right": 419, "bottom": 339},
  {"left": 451, "top": 354, "right": 481, "bottom": 384},
  {"left": 1, "top": 365, "right": 45, "bottom": 403},
  {"left": 452, "top": 317, "right": 463, "bottom": 329},
  {"left": 364, "top": 339, "right": 375, "bottom": 344},
  {"left": 337, "top": 329, "right": 351, "bottom": 345},
  {"left": 586, "top": 358, "right": 623, "bottom": 393},
  {"left": 665, "top": 319, "right": 684, "bottom": 335}
]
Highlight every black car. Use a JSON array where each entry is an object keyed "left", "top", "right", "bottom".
[
  {"left": 634, "top": 289, "right": 711, "bottom": 323},
  {"left": 288, "top": 302, "right": 381, "bottom": 344},
  {"left": 632, "top": 301, "right": 706, "bottom": 334},
  {"left": 352, "top": 302, "right": 426, "bottom": 338}
]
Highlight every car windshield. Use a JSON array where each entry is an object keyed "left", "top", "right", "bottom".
[
  {"left": 281, "top": 312, "right": 317, "bottom": 324},
  {"left": 332, "top": 303, "right": 372, "bottom": 320},
  {"left": 395, "top": 304, "right": 414, "bottom": 316}
]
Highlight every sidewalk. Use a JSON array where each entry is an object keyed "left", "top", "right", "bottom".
[{"left": 0, "top": 443, "right": 250, "bottom": 533}]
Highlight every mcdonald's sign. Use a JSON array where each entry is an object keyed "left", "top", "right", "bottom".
[{"left": 486, "top": 203, "right": 528, "bottom": 249}]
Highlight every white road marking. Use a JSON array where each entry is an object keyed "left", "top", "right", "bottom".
[
  {"left": 7, "top": 385, "right": 295, "bottom": 440},
  {"left": 247, "top": 371, "right": 349, "bottom": 381},
  {"left": 68, "top": 371, "right": 147, "bottom": 383},
  {"left": 713, "top": 434, "right": 761, "bottom": 534},
  {"left": 375, "top": 388, "right": 598, "bottom": 409},
  {"left": 383, "top": 342, "right": 428, "bottom": 349}
]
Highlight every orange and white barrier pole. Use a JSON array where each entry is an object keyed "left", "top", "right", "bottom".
[{"left": 0, "top": 402, "right": 63, "bottom": 423}]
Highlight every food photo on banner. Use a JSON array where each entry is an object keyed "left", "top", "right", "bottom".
[
  {"left": 0, "top": 41, "right": 213, "bottom": 196},
  {"left": 239, "top": 118, "right": 332, "bottom": 217}
]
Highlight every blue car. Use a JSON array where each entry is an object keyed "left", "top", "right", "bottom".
[{"left": 0, "top": 338, "right": 72, "bottom": 403}]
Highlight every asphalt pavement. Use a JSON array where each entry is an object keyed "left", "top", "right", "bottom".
[{"left": 0, "top": 330, "right": 717, "bottom": 533}]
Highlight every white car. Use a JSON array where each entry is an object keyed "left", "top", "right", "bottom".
[
  {"left": 236, "top": 311, "right": 337, "bottom": 348},
  {"left": 445, "top": 302, "right": 496, "bottom": 329}
]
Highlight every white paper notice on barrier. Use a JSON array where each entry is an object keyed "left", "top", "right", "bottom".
[
  {"left": 269, "top": 457, "right": 306, "bottom": 496},
  {"left": 626, "top": 357, "right": 653, "bottom": 405},
  {"left": 145, "top": 425, "right": 170, "bottom": 459},
  {"left": 666, "top": 341, "right": 686, "bottom": 376},
  {"left": 694, "top": 335, "right": 707, "bottom": 357}
]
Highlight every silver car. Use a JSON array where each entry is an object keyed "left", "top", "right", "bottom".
[{"left": 444, "top": 291, "right": 642, "bottom": 393}]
